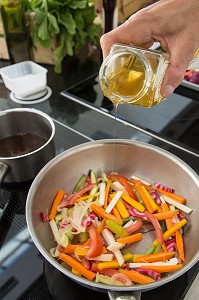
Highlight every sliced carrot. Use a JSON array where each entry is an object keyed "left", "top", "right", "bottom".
[
  {"left": 157, "top": 189, "right": 186, "bottom": 204},
  {"left": 115, "top": 199, "right": 130, "bottom": 219},
  {"left": 134, "top": 251, "right": 175, "bottom": 263},
  {"left": 59, "top": 253, "right": 96, "bottom": 280},
  {"left": 163, "top": 219, "right": 187, "bottom": 241},
  {"left": 104, "top": 180, "right": 111, "bottom": 209},
  {"left": 90, "top": 203, "right": 122, "bottom": 224},
  {"left": 75, "top": 193, "right": 99, "bottom": 202},
  {"left": 153, "top": 210, "right": 179, "bottom": 220},
  {"left": 97, "top": 218, "right": 106, "bottom": 233},
  {"left": 122, "top": 193, "right": 145, "bottom": 212},
  {"left": 161, "top": 202, "right": 173, "bottom": 230},
  {"left": 176, "top": 230, "right": 185, "bottom": 261},
  {"left": 141, "top": 264, "right": 183, "bottom": 273},
  {"left": 141, "top": 186, "right": 158, "bottom": 212},
  {"left": 64, "top": 244, "right": 80, "bottom": 254},
  {"left": 119, "top": 269, "right": 155, "bottom": 284},
  {"left": 135, "top": 182, "right": 154, "bottom": 213},
  {"left": 49, "top": 189, "right": 65, "bottom": 220},
  {"left": 117, "top": 233, "right": 143, "bottom": 244}
]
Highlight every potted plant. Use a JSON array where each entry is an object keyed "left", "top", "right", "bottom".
[{"left": 24, "top": 0, "right": 101, "bottom": 73}]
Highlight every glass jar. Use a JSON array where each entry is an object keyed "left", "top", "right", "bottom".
[{"left": 99, "top": 43, "right": 170, "bottom": 108}]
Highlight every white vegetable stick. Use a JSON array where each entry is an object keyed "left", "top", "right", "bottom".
[
  {"left": 162, "top": 195, "right": 193, "bottom": 214},
  {"left": 49, "top": 219, "right": 61, "bottom": 244},
  {"left": 99, "top": 182, "right": 106, "bottom": 206},
  {"left": 128, "top": 258, "right": 179, "bottom": 268},
  {"left": 107, "top": 242, "right": 125, "bottom": 252},
  {"left": 102, "top": 229, "right": 124, "bottom": 266},
  {"left": 123, "top": 219, "right": 136, "bottom": 228},
  {"left": 88, "top": 254, "right": 114, "bottom": 261},
  {"left": 111, "top": 181, "right": 127, "bottom": 193},
  {"left": 105, "top": 190, "right": 123, "bottom": 214},
  {"left": 159, "top": 196, "right": 165, "bottom": 203},
  {"left": 130, "top": 175, "right": 152, "bottom": 186}
]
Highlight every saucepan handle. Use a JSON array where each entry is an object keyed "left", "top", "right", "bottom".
[
  {"left": 0, "top": 162, "right": 10, "bottom": 185},
  {"left": 108, "top": 291, "right": 141, "bottom": 300}
]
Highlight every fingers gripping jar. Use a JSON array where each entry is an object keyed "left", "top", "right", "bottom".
[{"left": 99, "top": 44, "right": 170, "bottom": 108}]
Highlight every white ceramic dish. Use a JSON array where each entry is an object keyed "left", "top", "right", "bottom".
[{"left": 0, "top": 61, "right": 47, "bottom": 98}]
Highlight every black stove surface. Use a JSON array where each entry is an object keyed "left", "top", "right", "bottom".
[
  {"left": 62, "top": 73, "right": 199, "bottom": 155},
  {"left": 0, "top": 63, "right": 199, "bottom": 300}
]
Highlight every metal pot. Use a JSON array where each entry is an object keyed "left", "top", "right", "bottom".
[
  {"left": 0, "top": 108, "right": 55, "bottom": 183},
  {"left": 26, "top": 140, "right": 199, "bottom": 300}
]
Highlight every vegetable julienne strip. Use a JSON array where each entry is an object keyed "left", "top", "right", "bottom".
[
  {"left": 133, "top": 251, "right": 176, "bottom": 263},
  {"left": 161, "top": 202, "right": 173, "bottom": 230},
  {"left": 153, "top": 210, "right": 179, "bottom": 220},
  {"left": 163, "top": 219, "right": 187, "bottom": 241},
  {"left": 90, "top": 203, "right": 122, "bottom": 224},
  {"left": 135, "top": 182, "right": 154, "bottom": 213},
  {"left": 176, "top": 230, "right": 185, "bottom": 261},
  {"left": 75, "top": 192, "right": 100, "bottom": 202},
  {"left": 122, "top": 193, "right": 145, "bottom": 213},
  {"left": 49, "top": 189, "right": 65, "bottom": 220},
  {"left": 104, "top": 180, "right": 111, "bottom": 209},
  {"left": 140, "top": 264, "right": 183, "bottom": 273},
  {"left": 116, "top": 233, "right": 143, "bottom": 244},
  {"left": 119, "top": 269, "right": 155, "bottom": 284},
  {"left": 59, "top": 253, "right": 96, "bottom": 280}
]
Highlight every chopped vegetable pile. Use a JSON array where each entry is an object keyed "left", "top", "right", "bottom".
[{"left": 40, "top": 171, "right": 192, "bottom": 286}]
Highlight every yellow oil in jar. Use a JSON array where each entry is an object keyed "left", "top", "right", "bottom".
[{"left": 99, "top": 47, "right": 169, "bottom": 108}]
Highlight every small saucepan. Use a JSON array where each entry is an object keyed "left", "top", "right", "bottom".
[
  {"left": 0, "top": 108, "right": 55, "bottom": 247},
  {"left": 26, "top": 140, "right": 199, "bottom": 300},
  {"left": 0, "top": 108, "right": 55, "bottom": 184}
]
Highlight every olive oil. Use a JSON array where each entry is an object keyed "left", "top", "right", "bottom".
[{"left": 99, "top": 44, "right": 170, "bottom": 108}]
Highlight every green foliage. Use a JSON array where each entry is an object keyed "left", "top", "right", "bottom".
[{"left": 24, "top": 0, "right": 101, "bottom": 73}]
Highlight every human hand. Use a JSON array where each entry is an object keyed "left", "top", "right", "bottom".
[{"left": 100, "top": 0, "right": 199, "bottom": 98}]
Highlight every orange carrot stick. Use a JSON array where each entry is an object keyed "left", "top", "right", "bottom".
[
  {"left": 49, "top": 189, "right": 65, "bottom": 220},
  {"left": 157, "top": 189, "right": 186, "bottom": 204},
  {"left": 163, "top": 219, "right": 187, "bottom": 241},
  {"left": 90, "top": 203, "right": 122, "bottom": 224},
  {"left": 153, "top": 210, "right": 179, "bottom": 220},
  {"left": 117, "top": 233, "right": 143, "bottom": 244},
  {"left": 59, "top": 253, "right": 96, "bottom": 280},
  {"left": 119, "top": 269, "right": 155, "bottom": 284},
  {"left": 161, "top": 202, "right": 173, "bottom": 230},
  {"left": 135, "top": 182, "right": 154, "bottom": 213},
  {"left": 64, "top": 244, "right": 80, "bottom": 254},
  {"left": 141, "top": 264, "right": 183, "bottom": 273},
  {"left": 176, "top": 230, "right": 185, "bottom": 261},
  {"left": 134, "top": 251, "right": 175, "bottom": 263},
  {"left": 104, "top": 180, "right": 111, "bottom": 209}
]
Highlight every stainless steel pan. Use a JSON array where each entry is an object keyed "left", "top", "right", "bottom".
[{"left": 26, "top": 140, "right": 199, "bottom": 300}]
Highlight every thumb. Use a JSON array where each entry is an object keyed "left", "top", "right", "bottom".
[{"left": 162, "top": 41, "right": 195, "bottom": 98}]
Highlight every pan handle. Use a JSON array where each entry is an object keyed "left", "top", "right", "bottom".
[
  {"left": 0, "top": 162, "right": 10, "bottom": 185},
  {"left": 108, "top": 291, "right": 141, "bottom": 300}
]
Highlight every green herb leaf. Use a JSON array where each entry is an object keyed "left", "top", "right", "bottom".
[
  {"left": 47, "top": 12, "right": 60, "bottom": 34},
  {"left": 69, "top": 1, "right": 87, "bottom": 10},
  {"left": 37, "top": 15, "right": 50, "bottom": 40}
]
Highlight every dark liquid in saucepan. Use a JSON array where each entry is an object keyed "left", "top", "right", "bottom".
[{"left": 0, "top": 133, "right": 48, "bottom": 157}]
